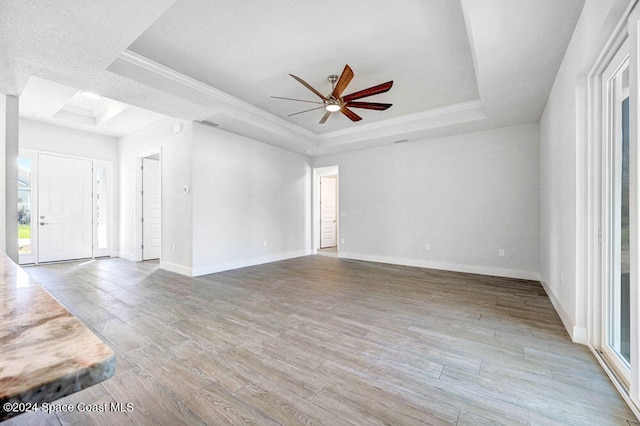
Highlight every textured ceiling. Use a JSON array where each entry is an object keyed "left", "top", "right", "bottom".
[{"left": 0, "top": 0, "right": 586, "bottom": 155}]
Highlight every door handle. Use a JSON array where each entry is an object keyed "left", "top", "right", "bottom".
[{"left": 40, "top": 222, "right": 49, "bottom": 226}]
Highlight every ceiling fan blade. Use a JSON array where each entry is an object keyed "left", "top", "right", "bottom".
[
  {"left": 271, "top": 96, "right": 324, "bottom": 105},
  {"left": 342, "top": 81, "right": 393, "bottom": 102},
  {"left": 345, "top": 101, "right": 392, "bottom": 111},
  {"left": 319, "top": 111, "right": 332, "bottom": 124},
  {"left": 288, "top": 106, "right": 325, "bottom": 117},
  {"left": 340, "top": 107, "right": 362, "bottom": 122},
  {"left": 331, "top": 64, "right": 354, "bottom": 99},
  {"left": 289, "top": 74, "right": 327, "bottom": 100}
]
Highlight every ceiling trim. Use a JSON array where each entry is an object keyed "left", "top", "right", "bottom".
[
  {"left": 115, "top": 50, "right": 488, "bottom": 148},
  {"left": 318, "top": 99, "right": 485, "bottom": 140},
  {"left": 117, "top": 50, "right": 318, "bottom": 140}
]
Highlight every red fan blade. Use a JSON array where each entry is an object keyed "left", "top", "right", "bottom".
[
  {"left": 289, "top": 74, "right": 327, "bottom": 100},
  {"left": 319, "top": 111, "right": 332, "bottom": 124},
  {"left": 340, "top": 107, "right": 362, "bottom": 122},
  {"left": 331, "top": 64, "right": 354, "bottom": 99},
  {"left": 345, "top": 101, "right": 392, "bottom": 111},
  {"left": 342, "top": 81, "right": 393, "bottom": 102}
]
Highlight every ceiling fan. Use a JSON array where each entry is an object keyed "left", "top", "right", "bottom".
[{"left": 272, "top": 64, "right": 393, "bottom": 124}]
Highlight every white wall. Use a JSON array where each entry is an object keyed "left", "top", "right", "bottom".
[
  {"left": 119, "top": 117, "right": 193, "bottom": 273},
  {"left": 540, "top": 0, "right": 630, "bottom": 342},
  {"left": 191, "top": 123, "right": 311, "bottom": 276},
  {"left": 20, "top": 118, "right": 118, "bottom": 161},
  {"left": 313, "top": 123, "right": 540, "bottom": 280}
]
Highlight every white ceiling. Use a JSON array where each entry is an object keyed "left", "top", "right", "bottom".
[
  {"left": 0, "top": 0, "right": 585, "bottom": 155},
  {"left": 20, "top": 77, "right": 165, "bottom": 137}
]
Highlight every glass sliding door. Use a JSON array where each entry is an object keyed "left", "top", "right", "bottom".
[{"left": 603, "top": 41, "right": 632, "bottom": 382}]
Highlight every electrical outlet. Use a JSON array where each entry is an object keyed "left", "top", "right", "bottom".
[
  {"left": 263, "top": 240, "right": 268, "bottom": 247},
  {"left": 340, "top": 238, "right": 345, "bottom": 244},
  {"left": 498, "top": 249, "right": 505, "bottom": 257},
  {"left": 425, "top": 244, "right": 432, "bottom": 251},
  {"left": 171, "top": 244, "right": 176, "bottom": 252}
]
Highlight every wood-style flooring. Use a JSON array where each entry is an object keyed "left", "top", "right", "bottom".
[{"left": 4, "top": 256, "right": 639, "bottom": 425}]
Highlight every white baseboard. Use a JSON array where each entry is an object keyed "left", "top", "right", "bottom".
[
  {"left": 338, "top": 252, "right": 541, "bottom": 281},
  {"left": 191, "top": 250, "right": 311, "bottom": 277},
  {"left": 539, "top": 280, "right": 587, "bottom": 344},
  {"left": 160, "top": 261, "right": 193, "bottom": 277},
  {"left": 571, "top": 325, "right": 589, "bottom": 345}
]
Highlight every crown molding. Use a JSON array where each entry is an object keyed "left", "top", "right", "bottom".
[
  {"left": 317, "top": 100, "right": 485, "bottom": 141},
  {"left": 115, "top": 50, "right": 487, "bottom": 153},
  {"left": 117, "top": 50, "right": 318, "bottom": 140}
]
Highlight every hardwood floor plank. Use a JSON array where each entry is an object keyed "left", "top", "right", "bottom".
[
  {"left": 124, "top": 317, "right": 190, "bottom": 349},
  {"left": 222, "top": 344, "right": 330, "bottom": 399},
  {"left": 312, "top": 381, "right": 456, "bottom": 425},
  {"left": 457, "top": 409, "right": 526, "bottom": 426},
  {"left": 182, "top": 382, "right": 279, "bottom": 425},
  {"left": 236, "top": 380, "right": 353, "bottom": 426},
  {"left": 1, "top": 408, "right": 61, "bottom": 425},
  {"left": 58, "top": 394, "right": 135, "bottom": 426},
  {"left": 90, "top": 318, "right": 153, "bottom": 354},
  {"left": 12, "top": 256, "right": 637, "bottom": 425},
  {"left": 168, "top": 340, "right": 250, "bottom": 393},
  {"left": 127, "top": 343, "right": 214, "bottom": 400},
  {"left": 101, "top": 367, "right": 206, "bottom": 425},
  {"left": 65, "top": 301, "right": 116, "bottom": 326},
  {"left": 317, "top": 358, "right": 462, "bottom": 424}
]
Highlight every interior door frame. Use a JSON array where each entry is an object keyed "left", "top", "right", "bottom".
[
  {"left": 134, "top": 147, "right": 162, "bottom": 262},
  {"left": 313, "top": 165, "right": 339, "bottom": 253}
]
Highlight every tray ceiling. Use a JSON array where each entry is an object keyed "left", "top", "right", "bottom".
[{"left": 1, "top": 0, "right": 585, "bottom": 155}]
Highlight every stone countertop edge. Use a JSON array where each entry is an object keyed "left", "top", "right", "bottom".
[
  {"left": 0, "top": 251, "right": 116, "bottom": 421},
  {"left": 1, "top": 354, "right": 115, "bottom": 420}
]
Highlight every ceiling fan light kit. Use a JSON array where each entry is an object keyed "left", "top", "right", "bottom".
[
  {"left": 272, "top": 64, "right": 393, "bottom": 124},
  {"left": 325, "top": 100, "right": 341, "bottom": 112}
]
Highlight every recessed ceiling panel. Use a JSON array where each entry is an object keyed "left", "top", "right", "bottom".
[
  {"left": 20, "top": 77, "right": 167, "bottom": 137},
  {"left": 128, "top": 0, "right": 479, "bottom": 133}
]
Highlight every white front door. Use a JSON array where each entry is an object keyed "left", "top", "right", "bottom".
[
  {"left": 142, "top": 157, "right": 161, "bottom": 260},
  {"left": 38, "top": 154, "right": 93, "bottom": 262},
  {"left": 320, "top": 175, "right": 337, "bottom": 248}
]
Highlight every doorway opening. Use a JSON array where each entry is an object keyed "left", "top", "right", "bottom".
[
  {"left": 141, "top": 154, "right": 161, "bottom": 260},
  {"left": 313, "top": 166, "right": 339, "bottom": 254},
  {"left": 138, "top": 151, "right": 161, "bottom": 261}
]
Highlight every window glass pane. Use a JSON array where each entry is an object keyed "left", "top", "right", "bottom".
[
  {"left": 609, "top": 65, "right": 630, "bottom": 365},
  {"left": 620, "top": 93, "right": 630, "bottom": 363},
  {"left": 17, "top": 158, "right": 31, "bottom": 255},
  {"left": 96, "top": 167, "right": 108, "bottom": 250}
]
